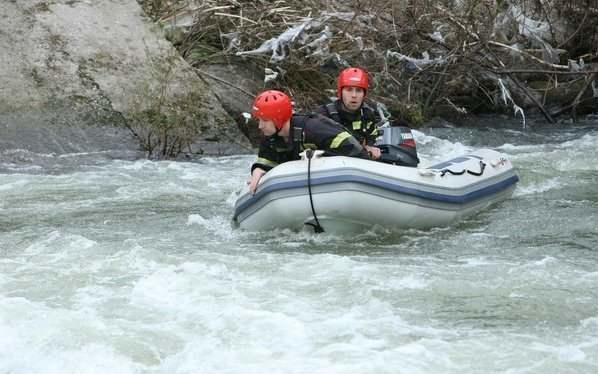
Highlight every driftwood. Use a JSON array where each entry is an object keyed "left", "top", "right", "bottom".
[
  {"left": 550, "top": 72, "right": 598, "bottom": 118},
  {"left": 194, "top": 68, "right": 255, "bottom": 98},
  {"left": 143, "top": 0, "right": 598, "bottom": 125}
]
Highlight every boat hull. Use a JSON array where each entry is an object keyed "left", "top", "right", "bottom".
[{"left": 233, "top": 149, "right": 519, "bottom": 233}]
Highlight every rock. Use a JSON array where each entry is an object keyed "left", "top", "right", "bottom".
[
  {"left": 198, "top": 63, "right": 265, "bottom": 147},
  {"left": 0, "top": 0, "right": 250, "bottom": 157}
]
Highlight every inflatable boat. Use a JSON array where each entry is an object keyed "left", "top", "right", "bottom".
[
  {"left": 232, "top": 150, "right": 518, "bottom": 233},
  {"left": 233, "top": 126, "right": 519, "bottom": 233}
]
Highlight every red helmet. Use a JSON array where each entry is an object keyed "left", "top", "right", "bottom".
[
  {"left": 251, "top": 90, "right": 292, "bottom": 129},
  {"left": 337, "top": 67, "right": 369, "bottom": 98}
]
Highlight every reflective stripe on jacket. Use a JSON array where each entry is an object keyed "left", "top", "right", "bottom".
[
  {"left": 315, "top": 99, "right": 380, "bottom": 145},
  {"left": 250, "top": 114, "right": 369, "bottom": 173}
]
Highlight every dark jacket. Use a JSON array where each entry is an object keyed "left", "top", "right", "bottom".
[
  {"left": 251, "top": 114, "right": 369, "bottom": 172},
  {"left": 315, "top": 99, "right": 380, "bottom": 146}
]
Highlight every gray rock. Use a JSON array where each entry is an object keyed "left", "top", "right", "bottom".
[
  {"left": 198, "top": 63, "right": 265, "bottom": 147},
  {"left": 0, "top": 0, "right": 251, "bottom": 158}
]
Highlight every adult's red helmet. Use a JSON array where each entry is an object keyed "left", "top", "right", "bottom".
[
  {"left": 337, "top": 67, "right": 369, "bottom": 98},
  {"left": 251, "top": 90, "right": 293, "bottom": 129}
]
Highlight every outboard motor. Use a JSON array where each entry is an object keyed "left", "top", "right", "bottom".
[{"left": 375, "top": 125, "right": 420, "bottom": 167}]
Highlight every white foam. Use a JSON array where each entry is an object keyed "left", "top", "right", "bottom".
[
  {"left": 57, "top": 150, "right": 114, "bottom": 158},
  {"left": 35, "top": 344, "right": 141, "bottom": 374},
  {"left": 459, "top": 257, "right": 495, "bottom": 267},
  {"left": 554, "top": 157, "right": 598, "bottom": 171},
  {"left": 3, "top": 148, "right": 598, "bottom": 373},
  {"left": 534, "top": 256, "right": 557, "bottom": 266},
  {"left": 0, "top": 294, "right": 143, "bottom": 373},
  {"left": 118, "top": 159, "right": 155, "bottom": 170},
  {"left": 558, "top": 133, "right": 598, "bottom": 149},
  {"left": 226, "top": 189, "right": 243, "bottom": 207},
  {"left": 384, "top": 274, "right": 428, "bottom": 289},
  {"left": 1, "top": 148, "right": 57, "bottom": 158},
  {"left": 514, "top": 177, "right": 562, "bottom": 196},
  {"left": 498, "top": 143, "right": 546, "bottom": 152},
  {"left": 581, "top": 317, "right": 598, "bottom": 329},
  {"left": 24, "top": 231, "right": 97, "bottom": 257},
  {"left": 186, "top": 214, "right": 236, "bottom": 240},
  {"left": 0, "top": 179, "right": 30, "bottom": 191},
  {"left": 0, "top": 163, "right": 45, "bottom": 173},
  {"left": 186, "top": 214, "right": 207, "bottom": 226},
  {"left": 531, "top": 342, "right": 587, "bottom": 363}
]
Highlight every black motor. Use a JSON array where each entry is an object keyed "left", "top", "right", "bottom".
[{"left": 375, "top": 125, "right": 420, "bottom": 167}]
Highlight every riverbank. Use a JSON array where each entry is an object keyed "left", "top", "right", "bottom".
[
  {"left": 0, "top": 110, "right": 253, "bottom": 174},
  {"left": 0, "top": 0, "right": 250, "bottom": 160}
]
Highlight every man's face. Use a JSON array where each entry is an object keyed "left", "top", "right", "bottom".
[
  {"left": 341, "top": 86, "right": 365, "bottom": 111},
  {"left": 257, "top": 118, "right": 278, "bottom": 136}
]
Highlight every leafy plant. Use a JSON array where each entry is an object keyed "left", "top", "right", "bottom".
[{"left": 125, "top": 46, "right": 208, "bottom": 159}]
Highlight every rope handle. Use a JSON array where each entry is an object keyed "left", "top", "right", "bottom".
[
  {"left": 466, "top": 161, "right": 486, "bottom": 176},
  {"left": 440, "top": 161, "right": 486, "bottom": 177},
  {"left": 304, "top": 149, "right": 324, "bottom": 233}
]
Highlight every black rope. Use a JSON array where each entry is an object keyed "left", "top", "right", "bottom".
[
  {"left": 441, "top": 161, "right": 487, "bottom": 177},
  {"left": 440, "top": 168, "right": 466, "bottom": 177},
  {"left": 304, "top": 149, "right": 325, "bottom": 233},
  {"left": 467, "top": 161, "right": 486, "bottom": 176}
]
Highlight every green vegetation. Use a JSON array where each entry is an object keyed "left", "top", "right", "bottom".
[{"left": 124, "top": 47, "right": 208, "bottom": 159}]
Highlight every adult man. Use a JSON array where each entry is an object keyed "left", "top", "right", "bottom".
[
  {"left": 315, "top": 67, "right": 382, "bottom": 160},
  {"left": 248, "top": 89, "right": 369, "bottom": 194}
]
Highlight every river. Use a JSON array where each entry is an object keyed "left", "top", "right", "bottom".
[{"left": 1, "top": 120, "right": 597, "bottom": 373}]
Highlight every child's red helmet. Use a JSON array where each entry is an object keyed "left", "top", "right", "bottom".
[
  {"left": 251, "top": 90, "right": 292, "bottom": 129},
  {"left": 337, "top": 67, "right": 369, "bottom": 98}
]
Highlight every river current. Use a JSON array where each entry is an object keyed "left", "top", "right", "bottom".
[{"left": 1, "top": 121, "right": 597, "bottom": 373}]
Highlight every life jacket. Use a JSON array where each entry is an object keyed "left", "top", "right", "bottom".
[
  {"left": 289, "top": 114, "right": 309, "bottom": 160},
  {"left": 322, "top": 100, "right": 377, "bottom": 144}
]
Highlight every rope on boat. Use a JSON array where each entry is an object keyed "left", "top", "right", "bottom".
[
  {"left": 441, "top": 161, "right": 486, "bottom": 177},
  {"left": 466, "top": 161, "right": 486, "bottom": 176},
  {"left": 440, "top": 168, "right": 466, "bottom": 176},
  {"left": 304, "top": 149, "right": 325, "bottom": 233}
]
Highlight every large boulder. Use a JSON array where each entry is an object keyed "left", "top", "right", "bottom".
[
  {"left": 198, "top": 63, "right": 265, "bottom": 147},
  {"left": 0, "top": 0, "right": 250, "bottom": 158}
]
